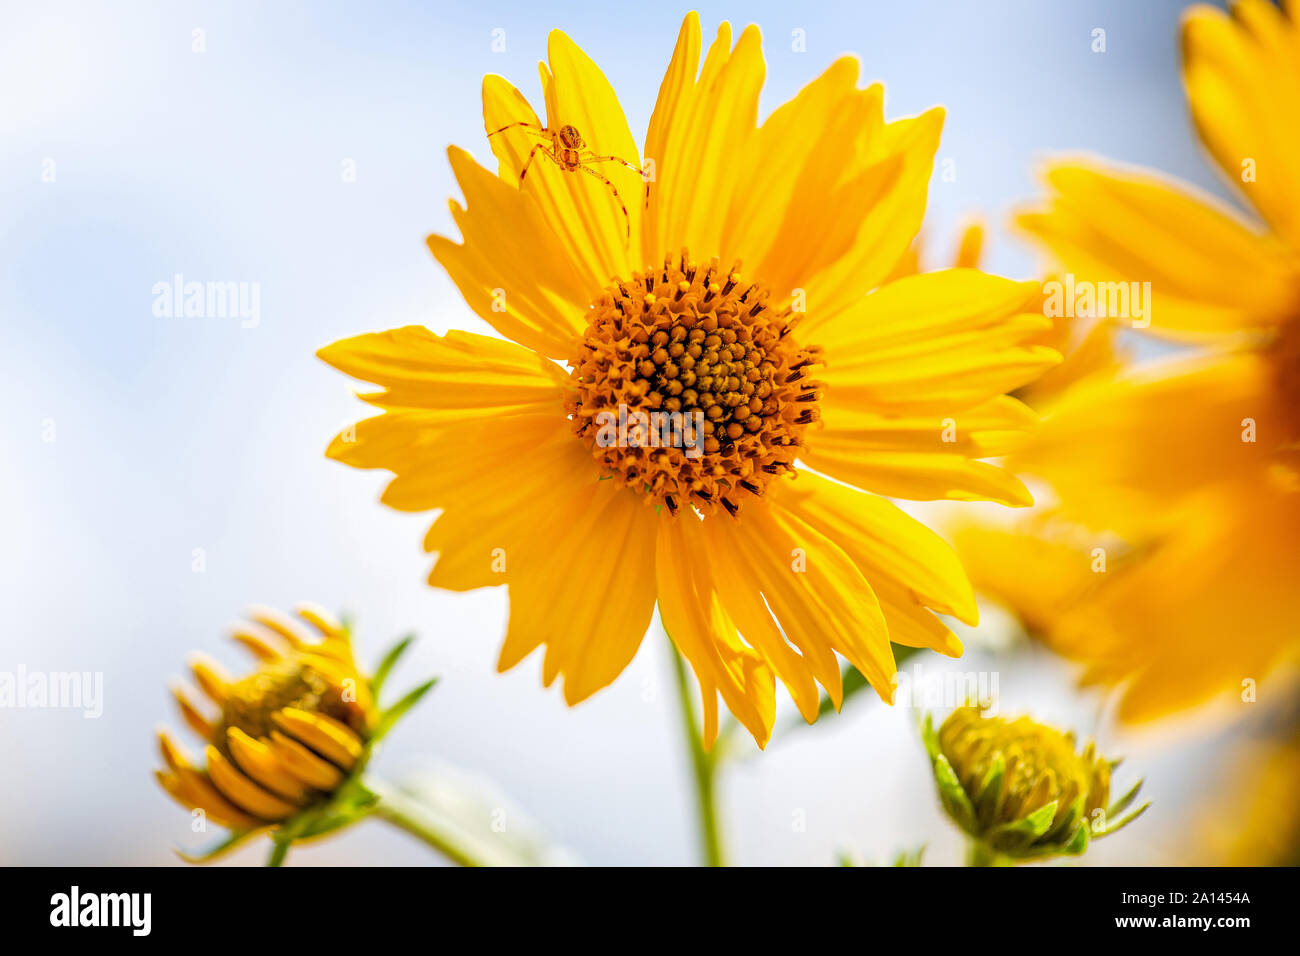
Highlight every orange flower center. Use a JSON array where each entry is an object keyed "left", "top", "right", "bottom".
[{"left": 565, "top": 251, "right": 821, "bottom": 516}]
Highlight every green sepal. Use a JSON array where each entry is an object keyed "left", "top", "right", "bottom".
[
  {"left": 370, "top": 633, "right": 416, "bottom": 700},
  {"left": 973, "top": 752, "right": 1006, "bottom": 831},
  {"left": 372, "top": 677, "right": 438, "bottom": 743},
  {"left": 1099, "top": 800, "right": 1151, "bottom": 838},
  {"left": 921, "top": 711, "right": 942, "bottom": 759},
  {"left": 989, "top": 798, "right": 1057, "bottom": 853},
  {"left": 1041, "top": 791, "right": 1085, "bottom": 846},
  {"left": 1061, "top": 819, "right": 1091, "bottom": 855},
  {"left": 932, "top": 752, "right": 978, "bottom": 835},
  {"left": 175, "top": 827, "right": 264, "bottom": 864},
  {"left": 1105, "top": 779, "right": 1144, "bottom": 819}
]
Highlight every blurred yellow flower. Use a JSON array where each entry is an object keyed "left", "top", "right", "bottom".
[
  {"left": 924, "top": 706, "right": 1147, "bottom": 864},
  {"left": 319, "top": 13, "right": 1058, "bottom": 748},
  {"left": 998, "top": 0, "right": 1300, "bottom": 721},
  {"left": 1194, "top": 728, "right": 1300, "bottom": 866},
  {"left": 157, "top": 604, "right": 434, "bottom": 864},
  {"left": 895, "top": 220, "right": 1122, "bottom": 411}
]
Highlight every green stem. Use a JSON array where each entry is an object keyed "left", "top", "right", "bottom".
[
  {"left": 366, "top": 777, "right": 489, "bottom": 867},
  {"left": 966, "top": 839, "right": 1000, "bottom": 867},
  {"left": 668, "top": 639, "right": 727, "bottom": 867}
]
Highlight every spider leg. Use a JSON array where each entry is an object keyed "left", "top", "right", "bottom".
[
  {"left": 518, "top": 142, "right": 558, "bottom": 183},
  {"left": 579, "top": 152, "right": 651, "bottom": 213},
  {"left": 576, "top": 163, "right": 631, "bottom": 246},
  {"left": 487, "top": 120, "right": 551, "bottom": 139},
  {"left": 579, "top": 153, "right": 644, "bottom": 227},
  {"left": 579, "top": 152, "right": 644, "bottom": 177}
]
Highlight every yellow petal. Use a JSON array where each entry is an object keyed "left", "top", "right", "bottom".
[
  {"left": 793, "top": 107, "right": 945, "bottom": 329},
  {"left": 205, "top": 745, "right": 298, "bottom": 821},
  {"left": 952, "top": 220, "right": 984, "bottom": 269},
  {"left": 294, "top": 602, "right": 346, "bottom": 641},
  {"left": 229, "top": 621, "right": 287, "bottom": 661},
  {"left": 1015, "top": 317, "right": 1121, "bottom": 410},
  {"left": 870, "top": 577, "right": 964, "bottom": 658},
  {"left": 273, "top": 708, "right": 363, "bottom": 770},
  {"left": 1016, "top": 160, "right": 1300, "bottom": 336},
  {"left": 720, "top": 56, "right": 870, "bottom": 280},
  {"left": 497, "top": 479, "right": 658, "bottom": 705},
  {"left": 774, "top": 473, "right": 979, "bottom": 625},
  {"left": 155, "top": 768, "right": 260, "bottom": 831},
  {"left": 952, "top": 521, "right": 1100, "bottom": 639},
  {"left": 269, "top": 731, "right": 345, "bottom": 790},
  {"left": 226, "top": 728, "right": 311, "bottom": 804},
  {"left": 706, "top": 498, "right": 897, "bottom": 703},
  {"left": 814, "top": 270, "right": 1059, "bottom": 413},
  {"left": 480, "top": 30, "right": 643, "bottom": 287},
  {"left": 428, "top": 146, "right": 596, "bottom": 359},
  {"left": 187, "top": 653, "right": 230, "bottom": 707},
  {"left": 656, "top": 511, "right": 783, "bottom": 744},
  {"left": 1058, "top": 475, "right": 1300, "bottom": 722},
  {"left": 423, "top": 420, "right": 597, "bottom": 589},
  {"left": 643, "top": 18, "right": 765, "bottom": 260},
  {"left": 157, "top": 728, "right": 194, "bottom": 772},
  {"left": 800, "top": 446, "right": 1034, "bottom": 507},
  {"left": 814, "top": 394, "right": 1040, "bottom": 458},
  {"left": 170, "top": 682, "right": 215, "bottom": 740},
  {"left": 1015, "top": 351, "right": 1280, "bottom": 531},
  {"left": 1183, "top": 1, "right": 1300, "bottom": 248},
  {"left": 245, "top": 604, "right": 312, "bottom": 649},
  {"left": 317, "top": 326, "right": 568, "bottom": 414}
]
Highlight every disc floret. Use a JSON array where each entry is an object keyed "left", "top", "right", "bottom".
[{"left": 566, "top": 251, "right": 822, "bottom": 517}]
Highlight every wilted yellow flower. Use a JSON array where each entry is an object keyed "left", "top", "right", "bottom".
[
  {"left": 156, "top": 603, "right": 433, "bottom": 864},
  {"left": 1000, "top": 0, "right": 1300, "bottom": 721},
  {"left": 319, "top": 13, "right": 1058, "bottom": 748},
  {"left": 924, "top": 706, "right": 1147, "bottom": 864}
]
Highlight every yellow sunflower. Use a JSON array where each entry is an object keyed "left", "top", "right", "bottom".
[
  {"left": 319, "top": 13, "right": 1058, "bottom": 747},
  {"left": 1001, "top": 0, "right": 1300, "bottom": 721}
]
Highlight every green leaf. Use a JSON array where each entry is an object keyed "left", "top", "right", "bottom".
[
  {"left": 372, "top": 677, "right": 438, "bottom": 742},
  {"left": 370, "top": 633, "right": 416, "bottom": 700}
]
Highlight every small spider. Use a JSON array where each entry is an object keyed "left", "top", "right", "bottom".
[{"left": 488, "top": 121, "right": 645, "bottom": 244}]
